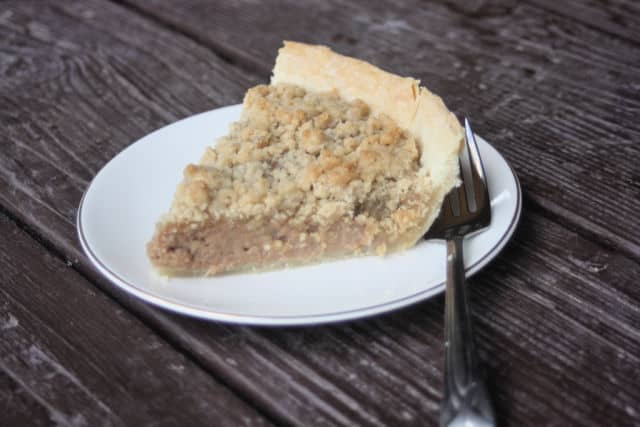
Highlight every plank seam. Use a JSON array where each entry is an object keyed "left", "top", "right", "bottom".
[
  {"left": 0, "top": 359, "right": 83, "bottom": 427},
  {"left": 111, "top": 0, "right": 268, "bottom": 75},
  {"left": 523, "top": 193, "right": 640, "bottom": 261},
  {"left": 523, "top": 0, "right": 640, "bottom": 47}
]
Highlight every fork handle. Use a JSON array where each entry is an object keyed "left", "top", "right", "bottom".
[{"left": 440, "top": 236, "right": 495, "bottom": 427}]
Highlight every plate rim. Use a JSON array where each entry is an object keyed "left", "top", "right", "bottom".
[{"left": 77, "top": 108, "right": 522, "bottom": 326}]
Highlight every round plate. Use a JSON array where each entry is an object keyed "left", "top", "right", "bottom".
[{"left": 78, "top": 105, "right": 521, "bottom": 326}]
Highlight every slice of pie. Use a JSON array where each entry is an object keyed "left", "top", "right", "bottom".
[{"left": 147, "top": 41, "right": 463, "bottom": 276}]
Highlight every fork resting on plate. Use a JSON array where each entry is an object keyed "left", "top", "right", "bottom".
[{"left": 426, "top": 118, "right": 495, "bottom": 427}]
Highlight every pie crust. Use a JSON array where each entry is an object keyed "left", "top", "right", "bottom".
[{"left": 147, "top": 42, "right": 463, "bottom": 276}]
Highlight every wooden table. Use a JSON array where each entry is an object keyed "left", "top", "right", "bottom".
[{"left": 1, "top": 1, "right": 639, "bottom": 425}]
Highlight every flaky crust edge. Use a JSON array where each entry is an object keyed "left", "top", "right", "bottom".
[{"left": 271, "top": 41, "right": 463, "bottom": 245}]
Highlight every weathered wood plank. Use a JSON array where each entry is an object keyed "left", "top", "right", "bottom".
[
  {"left": 0, "top": 0, "right": 260, "bottom": 259},
  {"left": 526, "top": 0, "right": 640, "bottom": 45},
  {"left": 120, "top": 0, "right": 640, "bottom": 259},
  {"left": 0, "top": 371, "right": 50, "bottom": 427},
  {"left": 0, "top": 213, "right": 270, "bottom": 426},
  {"left": 1, "top": 0, "right": 639, "bottom": 426}
]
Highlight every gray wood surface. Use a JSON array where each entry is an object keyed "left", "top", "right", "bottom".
[
  {"left": 1, "top": 0, "right": 639, "bottom": 426},
  {"left": 527, "top": 0, "right": 640, "bottom": 43},
  {"left": 0, "top": 215, "right": 270, "bottom": 426},
  {"left": 0, "top": 371, "right": 50, "bottom": 427}
]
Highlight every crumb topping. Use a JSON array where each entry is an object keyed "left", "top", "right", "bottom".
[{"left": 166, "top": 84, "right": 432, "bottom": 234}]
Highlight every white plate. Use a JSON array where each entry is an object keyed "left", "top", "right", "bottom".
[{"left": 78, "top": 104, "right": 521, "bottom": 326}]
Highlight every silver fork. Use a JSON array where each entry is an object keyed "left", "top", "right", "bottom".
[{"left": 426, "top": 118, "right": 495, "bottom": 427}]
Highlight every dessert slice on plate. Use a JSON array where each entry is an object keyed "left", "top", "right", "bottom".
[{"left": 147, "top": 41, "right": 463, "bottom": 276}]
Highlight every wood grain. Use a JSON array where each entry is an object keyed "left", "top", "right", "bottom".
[
  {"left": 0, "top": 213, "right": 270, "bottom": 426},
  {"left": 1, "top": 0, "right": 639, "bottom": 426},
  {"left": 526, "top": 0, "right": 640, "bottom": 44},
  {"left": 120, "top": 0, "right": 640, "bottom": 259},
  {"left": 0, "top": 371, "right": 50, "bottom": 427},
  {"left": 0, "top": 0, "right": 260, "bottom": 259}
]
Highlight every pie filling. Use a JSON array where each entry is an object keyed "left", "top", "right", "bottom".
[
  {"left": 147, "top": 84, "right": 435, "bottom": 275},
  {"left": 147, "top": 217, "right": 424, "bottom": 276}
]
